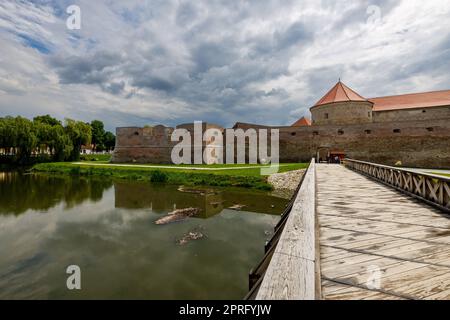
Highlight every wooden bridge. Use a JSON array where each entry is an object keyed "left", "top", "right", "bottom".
[{"left": 247, "top": 159, "right": 450, "bottom": 300}]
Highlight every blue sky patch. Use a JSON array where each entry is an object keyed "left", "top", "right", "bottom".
[{"left": 17, "top": 33, "right": 51, "bottom": 54}]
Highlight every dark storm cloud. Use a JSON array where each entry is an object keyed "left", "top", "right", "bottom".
[
  {"left": 175, "top": 2, "right": 198, "bottom": 27},
  {"left": 102, "top": 81, "right": 125, "bottom": 95},
  {"left": 1, "top": 0, "right": 450, "bottom": 129},
  {"left": 274, "top": 21, "right": 313, "bottom": 50},
  {"left": 49, "top": 51, "right": 124, "bottom": 86},
  {"left": 192, "top": 42, "right": 238, "bottom": 74}
]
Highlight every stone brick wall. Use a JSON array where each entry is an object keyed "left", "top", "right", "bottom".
[
  {"left": 112, "top": 126, "right": 175, "bottom": 163},
  {"left": 112, "top": 116, "right": 450, "bottom": 169},
  {"left": 373, "top": 105, "right": 450, "bottom": 123},
  {"left": 276, "top": 118, "right": 450, "bottom": 168},
  {"left": 311, "top": 101, "right": 373, "bottom": 125},
  {"left": 112, "top": 123, "right": 225, "bottom": 164}
]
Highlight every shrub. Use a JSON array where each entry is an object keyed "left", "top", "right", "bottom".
[
  {"left": 150, "top": 170, "right": 168, "bottom": 183},
  {"left": 70, "top": 167, "right": 81, "bottom": 175}
]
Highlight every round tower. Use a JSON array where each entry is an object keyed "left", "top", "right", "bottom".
[{"left": 310, "top": 81, "right": 374, "bottom": 125}]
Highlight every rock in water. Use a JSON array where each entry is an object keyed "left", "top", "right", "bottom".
[
  {"left": 228, "top": 204, "right": 246, "bottom": 211},
  {"left": 176, "top": 231, "right": 205, "bottom": 245},
  {"left": 155, "top": 208, "right": 201, "bottom": 225}
]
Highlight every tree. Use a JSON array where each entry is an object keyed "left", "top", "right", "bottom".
[
  {"left": 33, "top": 115, "right": 61, "bottom": 126},
  {"left": 65, "top": 119, "right": 92, "bottom": 161},
  {"left": 51, "top": 125, "right": 73, "bottom": 161},
  {"left": 14, "top": 117, "right": 37, "bottom": 163},
  {"left": 0, "top": 117, "right": 17, "bottom": 155},
  {"left": 0, "top": 118, "right": 5, "bottom": 153},
  {"left": 34, "top": 121, "right": 53, "bottom": 155},
  {"left": 33, "top": 115, "right": 71, "bottom": 161},
  {"left": 104, "top": 131, "right": 116, "bottom": 151},
  {"left": 90, "top": 120, "right": 106, "bottom": 152}
]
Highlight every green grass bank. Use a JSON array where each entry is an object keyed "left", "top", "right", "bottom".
[{"left": 32, "top": 162, "right": 309, "bottom": 190}]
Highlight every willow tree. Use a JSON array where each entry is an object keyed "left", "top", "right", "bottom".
[
  {"left": 52, "top": 125, "right": 73, "bottom": 161},
  {"left": 0, "top": 117, "right": 17, "bottom": 155},
  {"left": 14, "top": 117, "right": 37, "bottom": 163},
  {"left": 65, "top": 119, "right": 92, "bottom": 161}
]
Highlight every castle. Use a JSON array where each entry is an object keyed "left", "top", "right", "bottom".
[{"left": 112, "top": 81, "right": 450, "bottom": 168}]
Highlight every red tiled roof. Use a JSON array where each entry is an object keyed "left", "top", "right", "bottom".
[
  {"left": 292, "top": 116, "right": 311, "bottom": 127},
  {"left": 369, "top": 90, "right": 450, "bottom": 111},
  {"left": 313, "top": 81, "right": 367, "bottom": 107}
]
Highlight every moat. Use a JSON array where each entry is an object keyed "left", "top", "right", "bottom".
[{"left": 0, "top": 172, "right": 287, "bottom": 299}]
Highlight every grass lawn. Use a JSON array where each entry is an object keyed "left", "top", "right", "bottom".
[
  {"left": 72, "top": 162, "right": 308, "bottom": 176},
  {"left": 32, "top": 161, "right": 309, "bottom": 190},
  {"left": 79, "top": 154, "right": 112, "bottom": 162}
]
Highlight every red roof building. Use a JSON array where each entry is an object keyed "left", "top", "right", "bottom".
[
  {"left": 370, "top": 90, "right": 450, "bottom": 111},
  {"left": 313, "top": 81, "right": 368, "bottom": 107},
  {"left": 291, "top": 81, "right": 450, "bottom": 127},
  {"left": 292, "top": 116, "right": 312, "bottom": 127}
]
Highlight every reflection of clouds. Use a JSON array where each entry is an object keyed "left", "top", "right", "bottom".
[
  {"left": 0, "top": 188, "right": 151, "bottom": 261},
  {"left": 220, "top": 209, "right": 279, "bottom": 226},
  {"left": 0, "top": 180, "right": 279, "bottom": 299}
]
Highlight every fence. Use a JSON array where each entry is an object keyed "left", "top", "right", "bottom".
[{"left": 344, "top": 159, "right": 450, "bottom": 213}]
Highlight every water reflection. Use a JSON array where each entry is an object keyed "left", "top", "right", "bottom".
[
  {"left": 0, "top": 172, "right": 113, "bottom": 215},
  {"left": 0, "top": 172, "right": 287, "bottom": 299},
  {"left": 114, "top": 181, "right": 287, "bottom": 218}
]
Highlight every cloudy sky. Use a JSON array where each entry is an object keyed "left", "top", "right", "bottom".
[{"left": 0, "top": 0, "right": 449, "bottom": 131}]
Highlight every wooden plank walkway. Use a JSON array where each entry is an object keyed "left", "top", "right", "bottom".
[{"left": 317, "top": 164, "right": 450, "bottom": 300}]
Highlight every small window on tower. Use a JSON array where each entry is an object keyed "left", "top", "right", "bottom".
[
  {"left": 338, "top": 130, "right": 344, "bottom": 135},
  {"left": 365, "top": 130, "right": 372, "bottom": 134},
  {"left": 427, "top": 127, "right": 434, "bottom": 132},
  {"left": 393, "top": 129, "right": 401, "bottom": 133},
  {"left": 313, "top": 131, "right": 319, "bottom": 136},
  {"left": 325, "top": 113, "right": 329, "bottom": 119}
]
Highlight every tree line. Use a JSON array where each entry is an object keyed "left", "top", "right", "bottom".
[{"left": 0, "top": 115, "right": 115, "bottom": 164}]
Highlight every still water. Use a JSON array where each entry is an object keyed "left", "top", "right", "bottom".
[{"left": 0, "top": 172, "right": 287, "bottom": 299}]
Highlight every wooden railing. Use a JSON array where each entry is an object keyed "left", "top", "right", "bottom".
[
  {"left": 344, "top": 159, "right": 450, "bottom": 213},
  {"left": 245, "top": 159, "right": 318, "bottom": 300},
  {"left": 246, "top": 170, "right": 307, "bottom": 299}
]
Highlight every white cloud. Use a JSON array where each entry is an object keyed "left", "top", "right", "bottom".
[{"left": 0, "top": 0, "right": 449, "bottom": 130}]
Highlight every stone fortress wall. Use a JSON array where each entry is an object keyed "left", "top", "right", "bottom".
[
  {"left": 112, "top": 123, "right": 224, "bottom": 164},
  {"left": 310, "top": 101, "right": 374, "bottom": 125},
  {"left": 112, "top": 82, "right": 450, "bottom": 169},
  {"left": 373, "top": 105, "right": 450, "bottom": 123},
  {"left": 112, "top": 125, "right": 175, "bottom": 163}
]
